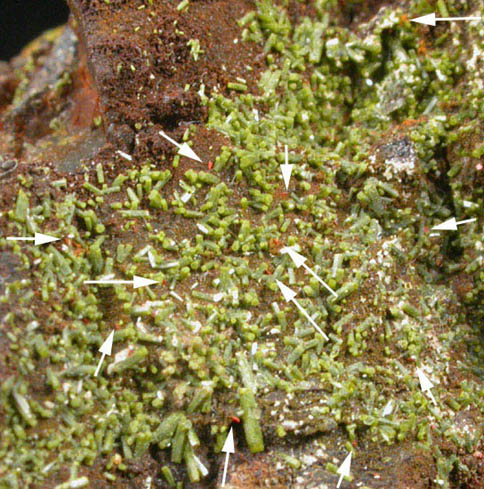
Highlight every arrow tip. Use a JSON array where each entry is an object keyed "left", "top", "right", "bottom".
[
  {"left": 416, "top": 367, "right": 434, "bottom": 391},
  {"left": 99, "top": 330, "right": 114, "bottom": 355},
  {"left": 337, "top": 452, "right": 352, "bottom": 477},
  {"left": 34, "top": 233, "right": 60, "bottom": 246},
  {"left": 178, "top": 142, "right": 202, "bottom": 162},
  {"left": 222, "top": 427, "right": 235, "bottom": 454},
  {"left": 432, "top": 217, "right": 457, "bottom": 231},
  {"left": 411, "top": 13, "right": 436, "bottom": 26},
  {"left": 276, "top": 280, "right": 297, "bottom": 302},
  {"left": 280, "top": 164, "right": 294, "bottom": 190},
  {"left": 133, "top": 275, "right": 159, "bottom": 289},
  {"left": 280, "top": 246, "right": 306, "bottom": 267}
]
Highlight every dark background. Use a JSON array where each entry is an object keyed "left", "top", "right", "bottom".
[{"left": 0, "top": 0, "right": 70, "bottom": 61}]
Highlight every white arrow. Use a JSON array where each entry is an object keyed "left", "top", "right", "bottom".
[
  {"left": 221, "top": 427, "right": 235, "bottom": 487},
  {"left": 411, "top": 12, "right": 483, "bottom": 26},
  {"left": 94, "top": 331, "right": 114, "bottom": 377},
  {"left": 432, "top": 217, "right": 477, "bottom": 231},
  {"left": 276, "top": 280, "right": 329, "bottom": 340},
  {"left": 280, "top": 145, "right": 294, "bottom": 190},
  {"left": 336, "top": 452, "right": 352, "bottom": 488},
  {"left": 159, "top": 130, "right": 202, "bottom": 162},
  {"left": 281, "top": 247, "right": 338, "bottom": 298},
  {"left": 84, "top": 275, "right": 158, "bottom": 289},
  {"left": 416, "top": 368, "right": 437, "bottom": 406},
  {"left": 7, "top": 232, "right": 60, "bottom": 246}
]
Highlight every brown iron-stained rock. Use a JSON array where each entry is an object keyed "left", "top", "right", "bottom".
[
  {"left": 66, "top": 0, "right": 262, "bottom": 161},
  {"left": 2, "top": 1, "right": 484, "bottom": 489}
]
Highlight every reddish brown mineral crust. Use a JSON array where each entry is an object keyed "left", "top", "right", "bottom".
[
  {"left": 66, "top": 0, "right": 264, "bottom": 160},
  {"left": 2, "top": 1, "right": 484, "bottom": 488}
]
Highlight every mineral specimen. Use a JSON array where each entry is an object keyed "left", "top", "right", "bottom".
[{"left": 1, "top": 1, "right": 484, "bottom": 488}]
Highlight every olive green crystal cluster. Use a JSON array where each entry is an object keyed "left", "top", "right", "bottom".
[{"left": 1, "top": 0, "right": 484, "bottom": 488}]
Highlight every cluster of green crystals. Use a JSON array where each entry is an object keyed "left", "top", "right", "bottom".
[{"left": 1, "top": 0, "right": 484, "bottom": 487}]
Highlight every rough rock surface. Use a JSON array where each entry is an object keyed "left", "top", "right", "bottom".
[{"left": 1, "top": 1, "right": 484, "bottom": 488}]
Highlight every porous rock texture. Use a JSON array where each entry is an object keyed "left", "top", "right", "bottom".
[{"left": 1, "top": 1, "right": 484, "bottom": 488}]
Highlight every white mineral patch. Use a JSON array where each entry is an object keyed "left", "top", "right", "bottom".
[
  {"left": 107, "top": 346, "right": 133, "bottom": 374},
  {"left": 196, "top": 223, "right": 209, "bottom": 234},
  {"left": 213, "top": 292, "right": 224, "bottom": 302},
  {"left": 383, "top": 147, "right": 416, "bottom": 180},
  {"left": 301, "top": 454, "right": 317, "bottom": 466}
]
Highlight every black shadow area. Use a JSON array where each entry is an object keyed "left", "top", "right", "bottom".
[{"left": 0, "top": 0, "right": 70, "bottom": 61}]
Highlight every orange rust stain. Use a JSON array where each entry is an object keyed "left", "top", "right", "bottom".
[
  {"left": 68, "top": 49, "right": 101, "bottom": 129},
  {"left": 268, "top": 237, "right": 282, "bottom": 255},
  {"left": 64, "top": 237, "right": 85, "bottom": 256},
  {"left": 418, "top": 39, "right": 427, "bottom": 55},
  {"left": 273, "top": 186, "right": 289, "bottom": 201}
]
